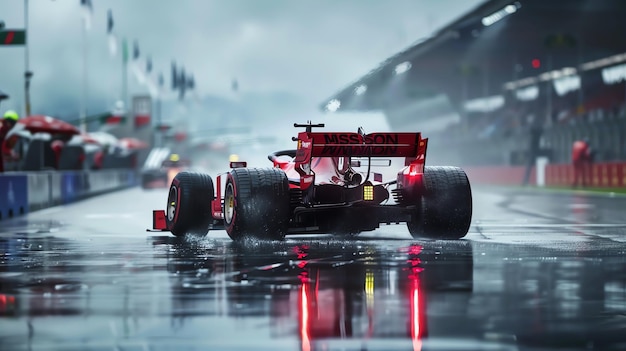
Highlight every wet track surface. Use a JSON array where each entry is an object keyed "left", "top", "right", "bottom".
[{"left": 1, "top": 187, "right": 626, "bottom": 351}]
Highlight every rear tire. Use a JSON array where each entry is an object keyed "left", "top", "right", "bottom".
[
  {"left": 407, "top": 166, "right": 472, "bottom": 239},
  {"left": 166, "top": 172, "right": 214, "bottom": 237},
  {"left": 223, "top": 168, "right": 290, "bottom": 241}
]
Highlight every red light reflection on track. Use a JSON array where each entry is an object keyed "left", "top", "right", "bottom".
[
  {"left": 296, "top": 244, "right": 426, "bottom": 351},
  {"left": 294, "top": 245, "right": 309, "bottom": 259},
  {"left": 296, "top": 243, "right": 312, "bottom": 351},
  {"left": 0, "top": 294, "right": 16, "bottom": 314},
  {"left": 407, "top": 244, "right": 424, "bottom": 279},
  {"left": 406, "top": 244, "right": 424, "bottom": 351},
  {"left": 0, "top": 294, "right": 15, "bottom": 305},
  {"left": 295, "top": 245, "right": 310, "bottom": 279},
  {"left": 410, "top": 277, "right": 423, "bottom": 351},
  {"left": 300, "top": 284, "right": 311, "bottom": 351},
  {"left": 408, "top": 245, "right": 422, "bottom": 256}
]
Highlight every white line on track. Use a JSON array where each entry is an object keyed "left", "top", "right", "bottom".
[
  {"left": 35, "top": 207, "right": 62, "bottom": 215},
  {"left": 84, "top": 213, "right": 135, "bottom": 219},
  {"left": 567, "top": 204, "right": 595, "bottom": 209},
  {"left": 473, "top": 223, "right": 626, "bottom": 228}
]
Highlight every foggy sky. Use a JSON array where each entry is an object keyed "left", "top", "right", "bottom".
[{"left": 0, "top": 0, "right": 483, "bottom": 117}]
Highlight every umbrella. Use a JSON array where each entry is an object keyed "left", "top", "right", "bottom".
[
  {"left": 68, "top": 133, "right": 100, "bottom": 145},
  {"left": 68, "top": 133, "right": 102, "bottom": 154},
  {"left": 18, "top": 115, "right": 80, "bottom": 136},
  {"left": 5, "top": 124, "right": 51, "bottom": 141},
  {"left": 119, "top": 137, "right": 149, "bottom": 150},
  {"left": 4, "top": 124, "right": 54, "bottom": 171},
  {"left": 89, "top": 131, "right": 119, "bottom": 146}
]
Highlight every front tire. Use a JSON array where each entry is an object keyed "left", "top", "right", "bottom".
[
  {"left": 166, "top": 172, "right": 214, "bottom": 237},
  {"left": 407, "top": 166, "right": 472, "bottom": 239},
  {"left": 223, "top": 168, "right": 290, "bottom": 241}
]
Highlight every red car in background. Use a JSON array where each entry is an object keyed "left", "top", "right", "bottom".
[{"left": 142, "top": 151, "right": 191, "bottom": 189}]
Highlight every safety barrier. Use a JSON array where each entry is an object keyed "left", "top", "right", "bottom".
[
  {"left": 545, "top": 162, "right": 626, "bottom": 187},
  {"left": 463, "top": 165, "right": 536, "bottom": 186},
  {"left": 0, "top": 175, "right": 28, "bottom": 221},
  {"left": 0, "top": 169, "right": 138, "bottom": 221},
  {"left": 463, "top": 161, "right": 626, "bottom": 188}
]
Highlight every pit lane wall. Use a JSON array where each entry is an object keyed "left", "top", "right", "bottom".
[
  {"left": 463, "top": 161, "right": 626, "bottom": 188},
  {"left": 0, "top": 170, "right": 138, "bottom": 221}
]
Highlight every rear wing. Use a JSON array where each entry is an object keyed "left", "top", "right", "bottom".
[{"left": 297, "top": 132, "right": 426, "bottom": 158}]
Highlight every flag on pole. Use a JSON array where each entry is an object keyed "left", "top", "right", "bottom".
[
  {"left": 107, "top": 9, "right": 114, "bottom": 33},
  {"left": 171, "top": 61, "right": 178, "bottom": 90},
  {"left": 80, "top": 0, "right": 93, "bottom": 30},
  {"left": 179, "top": 68, "right": 186, "bottom": 87},
  {"left": 122, "top": 38, "right": 128, "bottom": 63},
  {"left": 133, "top": 40, "right": 140, "bottom": 60},
  {"left": 187, "top": 74, "right": 195, "bottom": 89},
  {"left": 179, "top": 67, "right": 187, "bottom": 100},
  {"left": 107, "top": 9, "right": 117, "bottom": 57},
  {"left": 130, "top": 61, "right": 159, "bottom": 98}
]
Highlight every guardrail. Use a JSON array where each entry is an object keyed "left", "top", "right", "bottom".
[
  {"left": 464, "top": 161, "right": 626, "bottom": 187},
  {"left": 0, "top": 169, "right": 138, "bottom": 221}
]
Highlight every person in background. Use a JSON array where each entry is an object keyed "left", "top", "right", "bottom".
[
  {"left": 522, "top": 114, "right": 543, "bottom": 186},
  {"left": 92, "top": 149, "right": 104, "bottom": 170},
  {"left": 0, "top": 110, "right": 19, "bottom": 173},
  {"left": 572, "top": 137, "right": 592, "bottom": 188},
  {"left": 51, "top": 139, "right": 65, "bottom": 169}
]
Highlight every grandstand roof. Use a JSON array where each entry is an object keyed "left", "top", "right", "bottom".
[{"left": 320, "top": 0, "right": 626, "bottom": 113}]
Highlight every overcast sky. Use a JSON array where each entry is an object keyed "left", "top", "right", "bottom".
[{"left": 0, "top": 0, "right": 483, "bottom": 116}]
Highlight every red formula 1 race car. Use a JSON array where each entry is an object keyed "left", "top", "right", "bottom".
[{"left": 151, "top": 122, "right": 472, "bottom": 240}]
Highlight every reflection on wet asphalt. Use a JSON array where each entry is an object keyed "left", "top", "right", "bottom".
[{"left": 1, "top": 187, "right": 626, "bottom": 351}]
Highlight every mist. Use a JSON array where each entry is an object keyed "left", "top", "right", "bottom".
[{"left": 0, "top": 0, "right": 482, "bottom": 124}]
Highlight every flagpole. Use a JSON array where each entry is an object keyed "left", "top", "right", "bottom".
[
  {"left": 106, "top": 9, "right": 117, "bottom": 115},
  {"left": 24, "top": 0, "right": 31, "bottom": 117},
  {"left": 122, "top": 38, "right": 128, "bottom": 121},
  {"left": 109, "top": 37, "right": 115, "bottom": 112},
  {"left": 156, "top": 90, "right": 162, "bottom": 147},
  {"left": 80, "top": 17, "right": 87, "bottom": 132}
]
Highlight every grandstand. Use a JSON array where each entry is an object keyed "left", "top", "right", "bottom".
[{"left": 320, "top": 0, "right": 626, "bottom": 169}]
